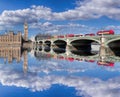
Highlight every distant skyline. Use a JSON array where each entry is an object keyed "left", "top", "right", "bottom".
[{"left": 0, "top": 0, "right": 120, "bottom": 38}]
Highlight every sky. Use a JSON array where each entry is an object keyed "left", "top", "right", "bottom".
[{"left": 0, "top": 0, "right": 120, "bottom": 38}]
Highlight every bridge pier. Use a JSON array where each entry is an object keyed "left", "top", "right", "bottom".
[
  {"left": 41, "top": 45, "right": 45, "bottom": 52},
  {"left": 99, "top": 35, "right": 115, "bottom": 60},
  {"left": 50, "top": 48, "right": 54, "bottom": 53},
  {"left": 99, "top": 35, "right": 108, "bottom": 59},
  {"left": 43, "top": 40, "right": 47, "bottom": 46},
  {"left": 66, "top": 39, "right": 78, "bottom": 50},
  {"left": 66, "top": 45, "right": 72, "bottom": 56},
  {"left": 51, "top": 41, "right": 55, "bottom": 47}
]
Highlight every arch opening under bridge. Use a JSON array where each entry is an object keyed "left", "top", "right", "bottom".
[
  {"left": 44, "top": 41, "right": 51, "bottom": 47},
  {"left": 108, "top": 40, "right": 120, "bottom": 57},
  {"left": 70, "top": 39, "right": 100, "bottom": 52},
  {"left": 39, "top": 41, "right": 43, "bottom": 44},
  {"left": 53, "top": 40, "right": 67, "bottom": 49}
]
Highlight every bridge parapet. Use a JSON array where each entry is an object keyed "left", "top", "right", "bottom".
[{"left": 68, "top": 36, "right": 100, "bottom": 44}]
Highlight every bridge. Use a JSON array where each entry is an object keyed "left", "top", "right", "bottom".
[
  {"left": 33, "top": 46, "right": 120, "bottom": 64},
  {"left": 34, "top": 34, "right": 120, "bottom": 57},
  {"left": 35, "top": 34, "right": 120, "bottom": 48}
]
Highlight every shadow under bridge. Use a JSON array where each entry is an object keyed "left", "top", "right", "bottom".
[
  {"left": 108, "top": 40, "right": 120, "bottom": 57},
  {"left": 53, "top": 40, "right": 67, "bottom": 49},
  {"left": 44, "top": 41, "right": 51, "bottom": 47},
  {"left": 70, "top": 39, "right": 99, "bottom": 52}
]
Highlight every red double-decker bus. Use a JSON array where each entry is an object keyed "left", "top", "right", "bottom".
[
  {"left": 97, "top": 30, "right": 114, "bottom": 35},
  {"left": 97, "top": 61, "right": 114, "bottom": 67}
]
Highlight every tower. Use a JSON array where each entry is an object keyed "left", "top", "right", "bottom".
[
  {"left": 24, "top": 21, "right": 28, "bottom": 41},
  {"left": 23, "top": 50, "right": 28, "bottom": 73}
]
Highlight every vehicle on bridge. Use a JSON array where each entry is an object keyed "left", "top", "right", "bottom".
[
  {"left": 65, "top": 57, "right": 74, "bottom": 62},
  {"left": 75, "top": 58, "right": 84, "bottom": 62},
  {"left": 57, "top": 56, "right": 64, "bottom": 60},
  {"left": 47, "top": 36, "right": 51, "bottom": 39},
  {"left": 97, "top": 61, "right": 114, "bottom": 67},
  {"left": 85, "top": 59, "right": 95, "bottom": 63},
  {"left": 85, "top": 33, "right": 95, "bottom": 36},
  {"left": 97, "top": 30, "right": 114, "bottom": 35},
  {"left": 53, "top": 35, "right": 57, "bottom": 38},
  {"left": 74, "top": 34, "right": 84, "bottom": 37},
  {"left": 66, "top": 34, "right": 74, "bottom": 38},
  {"left": 58, "top": 35, "right": 64, "bottom": 38}
]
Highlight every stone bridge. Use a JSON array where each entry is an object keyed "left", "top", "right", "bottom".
[
  {"left": 33, "top": 47, "right": 120, "bottom": 63},
  {"left": 35, "top": 34, "right": 120, "bottom": 50}
]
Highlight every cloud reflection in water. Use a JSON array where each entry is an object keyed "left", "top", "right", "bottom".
[{"left": 0, "top": 60, "right": 120, "bottom": 97}]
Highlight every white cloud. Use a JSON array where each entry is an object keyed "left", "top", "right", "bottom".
[
  {"left": 0, "top": 56, "right": 120, "bottom": 97},
  {"left": 45, "top": 29, "right": 59, "bottom": 34},
  {"left": 105, "top": 25, "right": 120, "bottom": 30},
  {"left": 0, "top": 5, "right": 52, "bottom": 26},
  {"left": 0, "top": 0, "right": 120, "bottom": 26},
  {"left": 0, "top": 0, "right": 120, "bottom": 34},
  {"left": 30, "top": 22, "right": 98, "bottom": 34},
  {"left": 79, "top": 0, "right": 120, "bottom": 16},
  {"left": 50, "top": 0, "right": 120, "bottom": 20},
  {"left": 43, "top": 22, "right": 52, "bottom": 26},
  {"left": 0, "top": 62, "right": 120, "bottom": 97},
  {"left": 30, "top": 35, "right": 35, "bottom": 41}
]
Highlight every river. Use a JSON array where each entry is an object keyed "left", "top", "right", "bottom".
[{"left": 0, "top": 45, "right": 120, "bottom": 97}]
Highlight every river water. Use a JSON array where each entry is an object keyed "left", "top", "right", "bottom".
[{"left": 0, "top": 46, "right": 120, "bottom": 97}]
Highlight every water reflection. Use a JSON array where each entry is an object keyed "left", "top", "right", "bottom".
[
  {"left": 0, "top": 46, "right": 21, "bottom": 63},
  {"left": 0, "top": 45, "right": 120, "bottom": 97},
  {"left": 0, "top": 46, "right": 28, "bottom": 73},
  {"left": 34, "top": 46, "right": 119, "bottom": 66}
]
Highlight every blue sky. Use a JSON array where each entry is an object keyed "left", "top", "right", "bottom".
[
  {"left": 0, "top": 0, "right": 120, "bottom": 38},
  {"left": 0, "top": 0, "right": 76, "bottom": 12}
]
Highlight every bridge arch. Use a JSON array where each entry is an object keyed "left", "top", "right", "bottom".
[
  {"left": 70, "top": 38, "right": 100, "bottom": 44},
  {"left": 44, "top": 47, "right": 51, "bottom": 52},
  {"left": 53, "top": 40, "right": 67, "bottom": 49},
  {"left": 107, "top": 39, "right": 120, "bottom": 56},
  {"left": 39, "top": 41, "right": 43, "bottom": 44},
  {"left": 106, "top": 38, "right": 120, "bottom": 46},
  {"left": 70, "top": 39, "right": 100, "bottom": 51},
  {"left": 44, "top": 40, "right": 51, "bottom": 47}
]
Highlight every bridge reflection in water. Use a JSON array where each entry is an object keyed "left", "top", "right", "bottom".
[
  {"left": 33, "top": 45, "right": 120, "bottom": 67},
  {"left": 0, "top": 43, "right": 120, "bottom": 74}
]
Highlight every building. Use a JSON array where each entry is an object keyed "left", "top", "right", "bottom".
[
  {"left": 0, "top": 31, "right": 22, "bottom": 46},
  {"left": 0, "top": 21, "right": 29, "bottom": 46},
  {"left": 0, "top": 46, "right": 21, "bottom": 63},
  {"left": 0, "top": 46, "right": 28, "bottom": 73}
]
